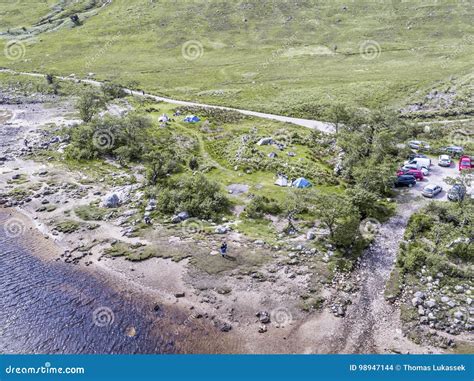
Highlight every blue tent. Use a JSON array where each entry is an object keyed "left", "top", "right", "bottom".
[
  {"left": 292, "top": 177, "right": 312, "bottom": 188},
  {"left": 184, "top": 115, "right": 200, "bottom": 123}
]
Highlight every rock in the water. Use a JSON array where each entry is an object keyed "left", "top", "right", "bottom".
[{"left": 306, "top": 230, "right": 315, "bottom": 240}]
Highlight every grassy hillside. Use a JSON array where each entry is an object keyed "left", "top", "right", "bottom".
[{"left": 1, "top": 0, "right": 473, "bottom": 117}]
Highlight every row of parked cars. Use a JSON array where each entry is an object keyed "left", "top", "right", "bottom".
[
  {"left": 394, "top": 144, "right": 471, "bottom": 201},
  {"left": 408, "top": 141, "right": 465, "bottom": 157}
]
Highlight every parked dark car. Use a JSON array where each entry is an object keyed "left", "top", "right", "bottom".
[
  {"left": 394, "top": 175, "right": 416, "bottom": 188},
  {"left": 408, "top": 153, "right": 428, "bottom": 161},
  {"left": 443, "top": 146, "right": 464, "bottom": 157},
  {"left": 396, "top": 168, "right": 424, "bottom": 181},
  {"left": 448, "top": 184, "right": 466, "bottom": 202}
]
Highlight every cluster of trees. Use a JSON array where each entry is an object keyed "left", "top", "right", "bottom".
[
  {"left": 66, "top": 113, "right": 153, "bottom": 162},
  {"left": 68, "top": 89, "right": 230, "bottom": 220},
  {"left": 328, "top": 105, "right": 411, "bottom": 196}
]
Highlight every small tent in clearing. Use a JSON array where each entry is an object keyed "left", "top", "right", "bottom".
[
  {"left": 274, "top": 176, "right": 289, "bottom": 187},
  {"left": 158, "top": 114, "right": 169, "bottom": 123},
  {"left": 184, "top": 115, "right": 200, "bottom": 123},
  {"left": 292, "top": 177, "right": 312, "bottom": 188}
]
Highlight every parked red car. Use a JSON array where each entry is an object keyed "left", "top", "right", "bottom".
[
  {"left": 397, "top": 168, "right": 424, "bottom": 181},
  {"left": 458, "top": 155, "right": 474, "bottom": 171}
]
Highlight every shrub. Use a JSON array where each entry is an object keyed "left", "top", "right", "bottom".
[
  {"left": 331, "top": 215, "right": 361, "bottom": 250},
  {"left": 101, "top": 82, "right": 127, "bottom": 99},
  {"left": 400, "top": 244, "right": 428, "bottom": 272},
  {"left": 156, "top": 174, "right": 230, "bottom": 219},
  {"left": 65, "top": 124, "right": 97, "bottom": 160},
  {"left": 405, "top": 214, "right": 434, "bottom": 239},
  {"left": 189, "top": 156, "right": 199, "bottom": 171},
  {"left": 245, "top": 195, "right": 281, "bottom": 219},
  {"left": 447, "top": 240, "right": 473, "bottom": 262}
]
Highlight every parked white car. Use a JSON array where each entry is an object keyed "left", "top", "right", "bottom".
[
  {"left": 438, "top": 154, "right": 452, "bottom": 167},
  {"left": 402, "top": 164, "right": 429, "bottom": 176},
  {"left": 404, "top": 157, "right": 431, "bottom": 168}
]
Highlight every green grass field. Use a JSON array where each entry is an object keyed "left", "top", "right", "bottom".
[{"left": 1, "top": 0, "right": 473, "bottom": 118}]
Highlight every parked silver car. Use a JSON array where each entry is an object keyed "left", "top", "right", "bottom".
[
  {"left": 422, "top": 184, "right": 442, "bottom": 198},
  {"left": 438, "top": 154, "right": 451, "bottom": 167},
  {"left": 408, "top": 140, "right": 431, "bottom": 150}
]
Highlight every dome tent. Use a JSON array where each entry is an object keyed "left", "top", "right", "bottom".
[
  {"left": 184, "top": 115, "right": 200, "bottom": 123},
  {"left": 292, "top": 177, "right": 312, "bottom": 188},
  {"left": 274, "top": 175, "right": 289, "bottom": 187}
]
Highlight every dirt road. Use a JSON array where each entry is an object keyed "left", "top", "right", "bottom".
[{"left": 0, "top": 69, "right": 334, "bottom": 133}]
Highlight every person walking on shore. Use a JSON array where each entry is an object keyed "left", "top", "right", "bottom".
[{"left": 220, "top": 241, "right": 228, "bottom": 258}]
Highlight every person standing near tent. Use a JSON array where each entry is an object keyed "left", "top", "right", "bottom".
[{"left": 220, "top": 241, "right": 228, "bottom": 258}]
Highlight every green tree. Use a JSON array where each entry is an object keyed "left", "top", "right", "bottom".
[
  {"left": 346, "top": 185, "right": 379, "bottom": 219},
  {"left": 76, "top": 89, "right": 104, "bottom": 122},
  {"left": 144, "top": 150, "right": 180, "bottom": 185},
  {"left": 325, "top": 103, "right": 352, "bottom": 135},
  {"left": 311, "top": 193, "right": 360, "bottom": 243}
]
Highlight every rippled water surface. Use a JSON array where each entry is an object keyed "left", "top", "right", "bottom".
[{"left": 0, "top": 216, "right": 176, "bottom": 354}]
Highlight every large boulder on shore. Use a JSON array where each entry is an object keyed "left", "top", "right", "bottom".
[{"left": 102, "top": 193, "right": 120, "bottom": 208}]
